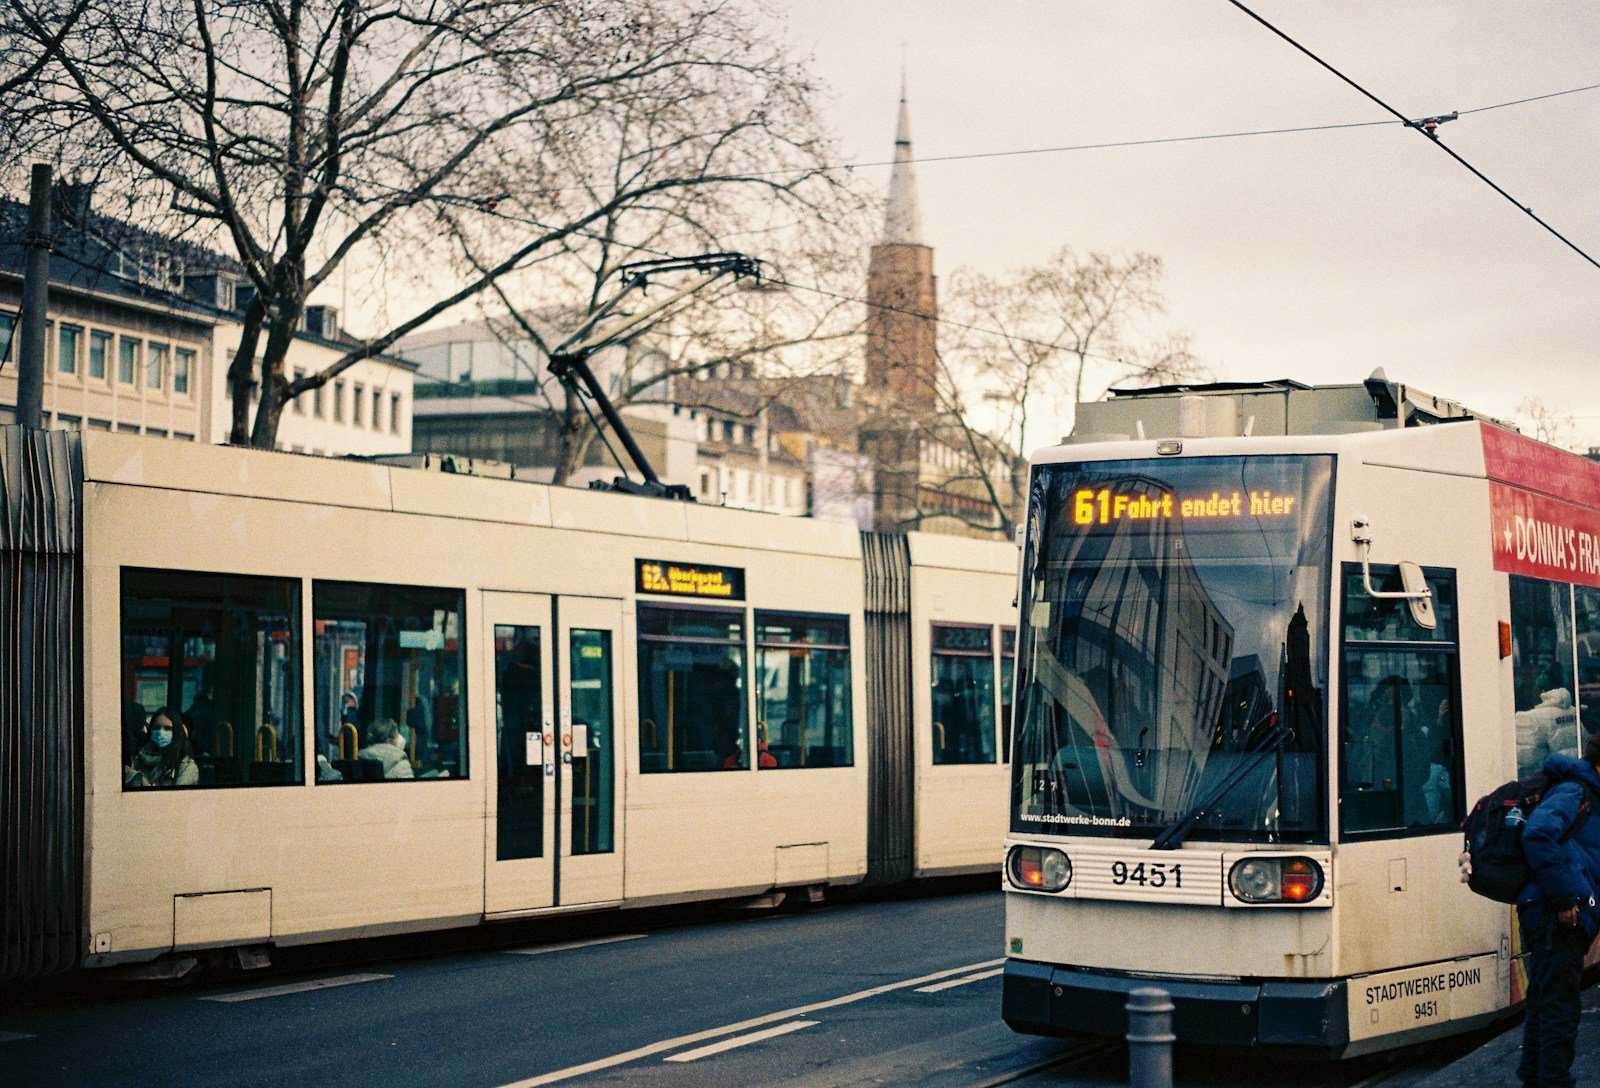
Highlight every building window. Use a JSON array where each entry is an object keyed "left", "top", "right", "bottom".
[
  {"left": 146, "top": 342, "right": 167, "bottom": 391},
  {"left": 313, "top": 581, "right": 467, "bottom": 783},
  {"left": 332, "top": 379, "right": 345, "bottom": 422},
  {"left": 290, "top": 370, "right": 305, "bottom": 414},
  {"left": 120, "top": 568, "right": 303, "bottom": 789},
  {"left": 1340, "top": 566, "right": 1462, "bottom": 836},
  {"left": 0, "top": 312, "right": 14, "bottom": 366},
  {"left": 390, "top": 392, "right": 402, "bottom": 434},
  {"left": 314, "top": 381, "right": 325, "bottom": 418},
  {"left": 372, "top": 388, "right": 383, "bottom": 431},
  {"left": 118, "top": 337, "right": 141, "bottom": 386},
  {"left": 57, "top": 324, "right": 80, "bottom": 375},
  {"left": 88, "top": 330, "right": 110, "bottom": 380},
  {"left": 755, "top": 612, "right": 853, "bottom": 768},
  {"left": 173, "top": 348, "right": 194, "bottom": 396},
  {"left": 637, "top": 605, "right": 746, "bottom": 772},
  {"left": 931, "top": 623, "right": 996, "bottom": 765},
  {"left": 353, "top": 383, "right": 366, "bottom": 427}
]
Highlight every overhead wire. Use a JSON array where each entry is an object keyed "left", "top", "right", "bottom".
[{"left": 1225, "top": 0, "right": 1600, "bottom": 271}]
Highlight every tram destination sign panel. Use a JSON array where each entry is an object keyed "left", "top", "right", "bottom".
[{"left": 636, "top": 559, "right": 745, "bottom": 600}]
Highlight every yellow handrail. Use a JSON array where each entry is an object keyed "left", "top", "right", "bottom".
[
  {"left": 339, "top": 722, "right": 358, "bottom": 760},
  {"left": 256, "top": 723, "right": 277, "bottom": 762},
  {"left": 217, "top": 721, "right": 235, "bottom": 757}
]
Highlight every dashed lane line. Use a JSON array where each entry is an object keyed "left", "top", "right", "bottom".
[
  {"left": 200, "top": 972, "right": 393, "bottom": 1003},
  {"left": 915, "top": 967, "right": 1006, "bottom": 993},
  {"left": 494, "top": 957, "right": 1006, "bottom": 1087},
  {"left": 506, "top": 934, "right": 647, "bottom": 956},
  {"left": 663, "top": 1021, "right": 818, "bottom": 1063}
]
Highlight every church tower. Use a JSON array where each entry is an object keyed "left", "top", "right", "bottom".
[{"left": 864, "top": 85, "right": 938, "bottom": 407}]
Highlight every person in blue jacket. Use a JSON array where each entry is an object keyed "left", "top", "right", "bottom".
[{"left": 1517, "top": 732, "right": 1600, "bottom": 1088}]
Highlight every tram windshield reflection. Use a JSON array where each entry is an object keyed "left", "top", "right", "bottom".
[{"left": 1010, "top": 454, "right": 1335, "bottom": 843}]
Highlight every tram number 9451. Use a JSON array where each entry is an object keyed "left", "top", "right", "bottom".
[{"left": 1110, "top": 861, "right": 1182, "bottom": 888}]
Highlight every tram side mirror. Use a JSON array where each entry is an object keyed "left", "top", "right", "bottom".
[{"left": 1399, "top": 561, "right": 1436, "bottom": 631}]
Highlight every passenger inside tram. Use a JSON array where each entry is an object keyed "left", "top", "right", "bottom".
[
  {"left": 124, "top": 706, "right": 199, "bottom": 788},
  {"left": 357, "top": 718, "right": 415, "bottom": 780}
]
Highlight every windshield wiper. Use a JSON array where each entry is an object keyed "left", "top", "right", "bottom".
[{"left": 1148, "top": 722, "right": 1292, "bottom": 852}]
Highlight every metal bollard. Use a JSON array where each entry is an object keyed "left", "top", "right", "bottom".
[{"left": 1126, "top": 986, "right": 1175, "bottom": 1088}]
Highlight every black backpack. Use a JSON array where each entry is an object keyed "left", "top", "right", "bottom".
[{"left": 1462, "top": 771, "right": 1597, "bottom": 904}]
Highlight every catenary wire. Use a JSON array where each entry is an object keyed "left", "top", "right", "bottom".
[{"left": 1225, "top": 0, "right": 1600, "bottom": 271}]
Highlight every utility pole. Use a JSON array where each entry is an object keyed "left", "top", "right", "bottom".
[{"left": 16, "top": 164, "right": 53, "bottom": 429}]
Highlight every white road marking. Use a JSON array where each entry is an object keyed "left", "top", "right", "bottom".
[
  {"left": 496, "top": 957, "right": 1005, "bottom": 1088},
  {"left": 200, "top": 972, "right": 392, "bottom": 1003},
  {"left": 506, "top": 934, "right": 647, "bottom": 956},
  {"left": 0, "top": 1031, "right": 36, "bottom": 1043},
  {"left": 915, "top": 967, "right": 1006, "bottom": 993},
  {"left": 663, "top": 1020, "right": 818, "bottom": 1063}
]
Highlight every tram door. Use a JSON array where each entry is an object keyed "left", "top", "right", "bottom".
[
  {"left": 484, "top": 592, "right": 625, "bottom": 914},
  {"left": 485, "top": 592, "right": 556, "bottom": 914},
  {"left": 555, "top": 596, "right": 625, "bottom": 907}
]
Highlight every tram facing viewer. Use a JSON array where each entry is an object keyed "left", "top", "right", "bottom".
[
  {"left": 123, "top": 706, "right": 199, "bottom": 788},
  {"left": 1515, "top": 730, "right": 1600, "bottom": 1088}
]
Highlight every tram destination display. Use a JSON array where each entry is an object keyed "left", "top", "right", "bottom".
[{"left": 635, "top": 559, "right": 746, "bottom": 600}]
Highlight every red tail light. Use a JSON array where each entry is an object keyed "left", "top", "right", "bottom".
[{"left": 1281, "top": 859, "right": 1319, "bottom": 901}]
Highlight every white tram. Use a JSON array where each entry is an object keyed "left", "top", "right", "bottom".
[
  {"left": 0, "top": 429, "right": 1015, "bottom": 978},
  {"left": 1003, "top": 375, "right": 1600, "bottom": 1057}
]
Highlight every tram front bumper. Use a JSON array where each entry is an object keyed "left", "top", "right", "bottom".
[{"left": 1002, "top": 959, "right": 1348, "bottom": 1052}]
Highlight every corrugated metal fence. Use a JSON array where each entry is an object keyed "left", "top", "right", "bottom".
[
  {"left": 861, "top": 532, "right": 913, "bottom": 885},
  {"left": 0, "top": 427, "right": 84, "bottom": 978}
]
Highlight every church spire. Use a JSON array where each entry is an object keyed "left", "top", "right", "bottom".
[{"left": 882, "top": 77, "right": 923, "bottom": 245}]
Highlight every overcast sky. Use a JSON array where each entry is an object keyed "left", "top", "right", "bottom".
[{"left": 772, "top": 1, "right": 1600, "bottom": 445}]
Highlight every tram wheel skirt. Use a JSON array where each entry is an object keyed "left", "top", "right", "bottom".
[{"left": 1002, "top": 959, "right": 1348, "bottom": 1054}]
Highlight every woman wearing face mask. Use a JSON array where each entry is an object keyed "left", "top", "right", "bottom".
[
  {"left": 124, "top": 707, "right": 199, "bottom": 788},
  {"left": 357, "top": 718, "right": 415, "bottom": 780}
]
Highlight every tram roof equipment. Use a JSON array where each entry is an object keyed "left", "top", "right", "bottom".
[{"left": 1074, "top": 368, "right": 1515, "bottom": 443}]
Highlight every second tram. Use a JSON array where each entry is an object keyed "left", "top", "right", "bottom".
[{"left": 1003, "top": 375, "right": 1598, "bottom": 1057}]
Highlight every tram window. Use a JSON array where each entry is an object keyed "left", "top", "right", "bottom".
[
  {"left": 494, "top": 625, "right": 543, "bottom": 861},
  {"left": 313, "top": 582, "right": 467, "bottom": 782},
  {"left": 1000, "top": 626, "right": 1017, "bottom": 763},
  {"left": 1574, "top": 586, "right": 1600, "bottom": 739},
  {"left": 1340, "top": 566, "right": 1461, "bottom": 836},
  {"left": 754, "top": 612, "right": 853, "bottom": 769},
  {"left": 120, "top": 568, "right": 302, "bottom": 789},
  {"left": 932, "top": 623, "right": 996, "bottom": 765},
  {"left": 637, "top": 605, "right": 747, "bottom": 773},
  {"left": 1511, "top": 576, "right": 1579, "bottom": 777},
  {"left": 569, "top": 629, "right": 615, "bottom": 853}
]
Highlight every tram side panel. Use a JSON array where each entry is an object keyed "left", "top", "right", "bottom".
[
  {"left": 619, "top": 508, "right": 870, "bottom": 904},
  {"left": 1326, "top": 450, "right": 1511, "bottom": 1048},
  {"left": 79, "top": 435, "right": 873, "bottom": 967},
  {"left": 908, "top": 532, "right": 1018, "bottom": 877}
]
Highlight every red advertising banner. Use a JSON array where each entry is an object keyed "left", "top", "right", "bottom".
[
  {"left": 1481, "top": 423, "right": 1600, "bottom": 509},
  {"left": 1489, "top": 481, "right": 1600, "bottom": 589}
]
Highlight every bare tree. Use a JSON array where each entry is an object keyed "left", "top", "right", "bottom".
[
  {"left": 455, "top": 190, "right": 871, "bottom": 485},
  {"left": 864, "top": 247, "right": 1206, "bottom": 537},
  {"left": 3, "top": 0, "right": 843, "bottom": 447},
  {"left": 1516, "top": 396, "right": 1582, "bottom": 450}
]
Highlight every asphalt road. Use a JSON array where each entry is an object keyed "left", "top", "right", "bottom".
[{"left": 0, "top": 885, "right": 1494, "bottom": 1088}]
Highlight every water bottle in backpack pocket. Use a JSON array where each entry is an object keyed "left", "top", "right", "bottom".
[{"left": 1462, "top": 771, "right": 1595, "bottom": 903}]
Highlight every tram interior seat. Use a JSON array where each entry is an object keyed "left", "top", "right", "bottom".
[
  {"left": 331, "top": 758, "right": 387, "bottom": 782},
  {"left": 195, "top": 756, "right": 240, "bottom": 786},
  {"left": 248, "top": 760, "right": 293, "bottom": 785},
  {"left": 680, "top": 750, "right": 719, "bottom": 772},
  {"left": 807, "top": 745, "right": 846, "bottom": 768},
  {"left": 767, "top": 744, "right": 801, "bottom": 768},
  {"left": 640, "top": 752, "right": 668, "bottom": 773}
]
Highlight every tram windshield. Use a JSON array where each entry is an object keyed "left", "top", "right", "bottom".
[{"left": 1010, "top": 454, "right": 1335, "bottom": 843}]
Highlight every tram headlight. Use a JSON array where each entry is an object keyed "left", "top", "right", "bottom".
[
  {"left": 1228, "top": 857, "right": 1324, "bottom": 904},
  {"left": 1008, "top": 846, "right": 1071, "bottom": 892}
]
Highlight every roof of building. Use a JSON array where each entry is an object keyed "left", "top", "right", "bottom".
[
  {"left": 0, "top": 188, "right": 413, "bottom": 368},
  {"left": 882, "top": 79, "right": 924, "bottom": 246}
]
